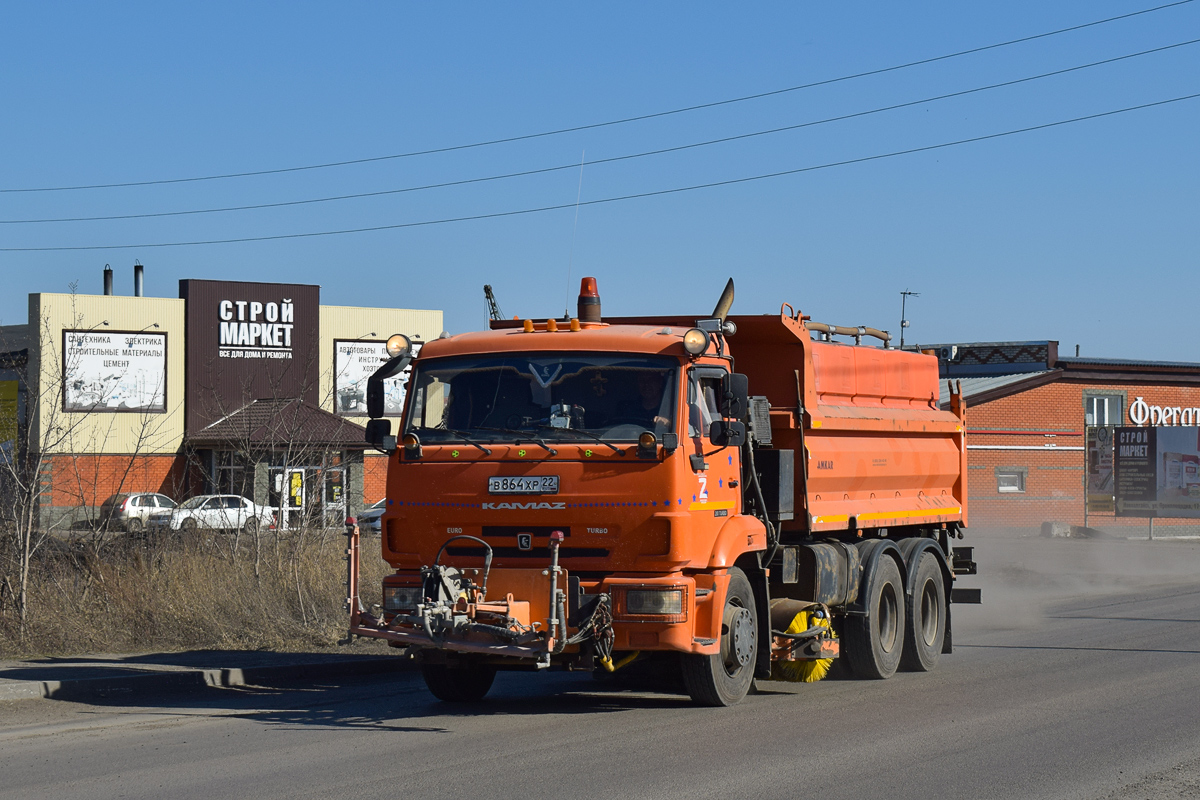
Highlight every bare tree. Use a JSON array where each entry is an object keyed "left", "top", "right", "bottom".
[{"left": 0, "top": 295, "right": 172, "bottom": 640}]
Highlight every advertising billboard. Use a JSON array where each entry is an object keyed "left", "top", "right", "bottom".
[
  {"left": 62, "top": 331, "right": 167, "bottom": 412},
  {"left": 180, "top": 280, "right": 319, "bottom": 433},
  {"left": 1114, "top": 426, "right": 1200, "bottom": 518},
  {"left": 333, "top": 340, "right": 420, "bottom": 416},
  {"left": 0, "top": 379, "right": 17, "bottom": 462}
]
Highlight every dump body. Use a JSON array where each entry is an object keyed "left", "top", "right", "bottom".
[{"left": 729, "top": 312, "right": 967, "bottom": 533}]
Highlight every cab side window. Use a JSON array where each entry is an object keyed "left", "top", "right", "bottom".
[{"left": 687, "top": 373, "right": 724, "bottom": 439}]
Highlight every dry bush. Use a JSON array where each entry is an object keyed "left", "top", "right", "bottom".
[{"left": 0, "top": 528, "right": 390, "bottom": 658}]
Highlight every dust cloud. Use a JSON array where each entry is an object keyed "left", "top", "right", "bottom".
[{"left": 954, "top": 526, "right": 1200, "bottom": 632}]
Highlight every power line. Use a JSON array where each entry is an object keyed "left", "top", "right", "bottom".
[
  {"left": 1, "top": 0, "right": 1193, "bottom": 195},
  {"left": 5, "top": 37, "right": 1197, "bottom": 225},
  {"left": 3, "top": 92, "right": 1195, "bottom": 252}
]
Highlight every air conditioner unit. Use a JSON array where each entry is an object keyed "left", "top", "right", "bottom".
[{"left": 938, "top": 346, "right": 959, "bottom": 362}]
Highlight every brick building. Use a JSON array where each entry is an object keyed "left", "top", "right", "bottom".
[
  {"left": 933, "top": 341, "right": 1200, "bottom": 530},
  {"left": 0, "top": 268, "right": 440, "bottom": 529}
]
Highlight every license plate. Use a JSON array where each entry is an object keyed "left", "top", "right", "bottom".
[{"left": 488, "top": 476, "right": 559, "bottom": 495}]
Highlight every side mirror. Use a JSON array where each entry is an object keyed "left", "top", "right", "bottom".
[
  {"left": 709, "top": 420, "right": 746, "bottom": 448},
  {"left": 721, "top": 373, "right": 750, "bottom": 420},
  {"left": 366, "top": 354, "right": 412, "bottom": 419},
  {"left": 365, "top": 419, "right": 395, "bottom": 451}
]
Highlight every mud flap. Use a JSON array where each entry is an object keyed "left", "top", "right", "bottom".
[{"left": 746, "top": 558, "right": 773, "bottom": 680}]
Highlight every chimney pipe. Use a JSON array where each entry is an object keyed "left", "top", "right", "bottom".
[
  {"left": 577, "top": 277, "right": 601, "bottom": 323},
  {"left": 103, "top": 265, "right": 114, "bottom": 296},
  {"left": 134, "top": 263, "right": 144, "bottom": 297}
]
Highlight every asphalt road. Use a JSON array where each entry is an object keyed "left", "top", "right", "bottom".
[{"left": 3, "top": 529, "right": 1200, "bottom": 800}]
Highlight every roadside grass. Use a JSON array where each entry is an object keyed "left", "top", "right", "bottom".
[{"left": 0, "top": 528, "right": 390, "bottom": 658}]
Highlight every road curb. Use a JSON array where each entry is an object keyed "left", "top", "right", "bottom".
[{"left": 0, "top": 655, "right": 415, "bottom": 703}]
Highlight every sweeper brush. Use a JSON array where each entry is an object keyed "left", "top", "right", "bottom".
[{"left": 770, "top": 609, "right": 837, "bottom": 683}]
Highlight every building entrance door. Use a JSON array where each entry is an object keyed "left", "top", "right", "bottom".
[{"left": 323, "top": 468, "right": 345, "bottom": 526}]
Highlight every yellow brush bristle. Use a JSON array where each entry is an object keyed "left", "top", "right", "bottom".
[{"left": 770, "top": 611, "right": 835, "bottom": 683}]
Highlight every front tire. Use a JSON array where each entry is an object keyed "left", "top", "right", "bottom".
[
  {"left": 681, "top": 567, "right": 757, "bottom": 706},
  {"left": 900, "top": 551, "right": 946, "bottom": 672},
  {"left": 421, "top": 661, "right": 497, "bottom": 702},
  {"left": 844, "top": 555, "right": 905, "bottom": 679}
]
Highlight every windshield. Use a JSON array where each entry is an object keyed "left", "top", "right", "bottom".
[
  {"left": 180, "top": 497, "right": 207, "bottom": 509},
  {"left": 404, "top": 353, "right": 678, "bottom": 443}
]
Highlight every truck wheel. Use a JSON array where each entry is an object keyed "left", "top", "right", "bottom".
[
  {"left": 681, "top": 567, "right": 757, "bottom": 706},
  {"left": 900, "top": 552, "right": 945, "bottom": 672},
  {"left": 844, "top": 555, "right": 905, "bottom": 679},
  {"left": 421, "top": 661, "right": 497, "bottom": 702}
]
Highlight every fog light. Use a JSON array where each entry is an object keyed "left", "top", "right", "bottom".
[
  {"left": 638, "top": 431, "right": 657, "bottom": 450},
  {"left": 385, "top": 333, "right": 412, "bottom": 358},
  {"left": 682, "top": 328, "right": 709, "bottom": 356},
  {"left": 383, "top": 586, "right": 423, "bottom": 612},
  {"left": 625, "top": 589, "right": 684, "bottom": 615}
]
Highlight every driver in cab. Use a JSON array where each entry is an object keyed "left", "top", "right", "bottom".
[{"left": 616, "top": 371, "right": 671, "bottom": 433}]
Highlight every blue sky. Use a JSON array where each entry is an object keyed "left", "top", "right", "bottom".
[{"left": 1, "top": 2, "right": 1197, "bottom": 359}]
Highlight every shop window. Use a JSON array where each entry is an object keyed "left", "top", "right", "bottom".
[
  {"left": 995, "top": 466, "right": 1027, "bottom": 494},
  {"left": 1084, "top": 392, "right": 1124, "bottom": 427}
]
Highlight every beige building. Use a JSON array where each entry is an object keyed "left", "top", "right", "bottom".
[{"left": 0, "top": 271, "right": 440, "bottom": 529}]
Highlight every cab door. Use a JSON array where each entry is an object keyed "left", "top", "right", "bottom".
[{"left": 686, "top": 368, "right": 740, "bottom": 518}]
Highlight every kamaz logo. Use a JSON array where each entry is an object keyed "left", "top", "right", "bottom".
[
  {"left": 481, "top": 502, "right": 567, "bottom": 510},
  {"left": 817, "top": 460, "right": 834, "bottom": 470}
]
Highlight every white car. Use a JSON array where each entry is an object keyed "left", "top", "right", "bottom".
[{"left": 149, "top": 494, "right": 276, "bottom": 534}]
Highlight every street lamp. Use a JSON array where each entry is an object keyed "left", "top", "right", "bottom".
[{"left": 899, "top": 289, "right": 920, "bottom": 349}]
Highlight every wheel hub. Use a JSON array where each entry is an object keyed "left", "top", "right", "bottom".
[{"left": 725, "top": 606, "right": 755, "bottom": 669}]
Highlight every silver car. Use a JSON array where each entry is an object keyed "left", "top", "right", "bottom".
[
  {"left": 99, "top": 493, "right": 177, "bottom": 536},
  {"left": 358, "top": 499, "right": 387, "bottom": 533},
  {"left": 149, "top": 494, "right": 276, "bottom": 534}
]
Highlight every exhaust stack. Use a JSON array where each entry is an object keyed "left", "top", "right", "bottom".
[
  {"left": 577, "top": 277, "right": 601, "bottom": 323},
  {"left": 711, "top": 278, "right": 735, "bottom": 321},
  {"left": 134, "top": 263, "right": 144, "bottom": 297},
  {"left": 103, "top": 265, "right": 114, "bottom": 296}
]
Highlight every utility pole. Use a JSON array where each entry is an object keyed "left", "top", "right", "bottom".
[{"left": 899, "top": 289, "right": 920, "bottom": 349}]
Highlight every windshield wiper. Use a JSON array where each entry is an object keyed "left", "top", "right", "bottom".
[
  {"left": 474, "top": 426, "right": 558, "bottom": 456},
  {"left": 534, "top": 423, "right": 624, "bottom": 456},
  {"left": 433, "top": 428, "right": 493, "bottom": 456}
]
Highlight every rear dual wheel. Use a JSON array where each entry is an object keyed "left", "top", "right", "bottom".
[
  {"left": 844, "top": 556, "right": 905, "bottom": 679},
  {"left": 900, "top": 552, "right": 946, "bottom": 672}
]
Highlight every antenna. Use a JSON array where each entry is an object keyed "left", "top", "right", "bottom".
[
  {"left": 563, "top": 151, "right": 585, "bottom": 318},
  {"left": 899, "top": 289, "right": 920, "bottom": 348}
]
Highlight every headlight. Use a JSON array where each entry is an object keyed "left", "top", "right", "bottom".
[
  {"left": 682, "top": 328, "right": 709, "bottom": 356},
  {"left": 615, "top": 586, "right": 689, "bottom": 622},
  {"left": 625, "top": 589, "right": 684, "bottom": 615},
  {"left": 383, "top": 586, "right": 423, "bottom": 612}
]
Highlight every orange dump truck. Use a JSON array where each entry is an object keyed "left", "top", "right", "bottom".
[{"left": 347, "top": 278, "right": 978, "bottom": 706}]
